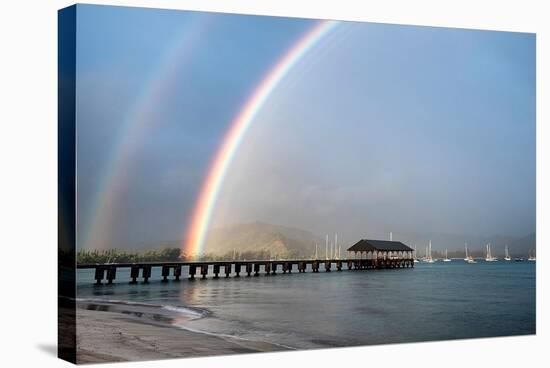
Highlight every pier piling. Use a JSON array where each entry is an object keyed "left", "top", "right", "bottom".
[
  {"left": 130, "top": 266, "right": 139, "bottom": 284},
  {"left": 174, "top": 265, "right": 182, "bottom": 281},
  {"left": 312, "top": 260, "right": 319, "bottom": 273},
  {"left": 142, "top": 266, "right": 151, "bottom": 283},
  {"left": 189, "top": 265, "right": 196, "bottom": 280},
  {"left": 94, "top": 267, "right": 105, "bottom": 285},
  {"left": 106, "top": 267, "right": 116, "bottom": 284},
  {"left": 282, "top": 262, "right": 289, "bottom": 274},
  {"left": 161, "top": 266, "right": 170, "bottom": 282}
]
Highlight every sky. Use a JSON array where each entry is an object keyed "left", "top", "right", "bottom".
[{"left": 74, "top": 4, "right": 535, "bottom": 252}]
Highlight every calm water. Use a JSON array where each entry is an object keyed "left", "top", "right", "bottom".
[{"left": 77, "top": 261, "right": 536, "bottom": 349}]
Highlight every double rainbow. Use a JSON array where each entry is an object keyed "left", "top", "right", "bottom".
[
  {"left": 184, "top": 20, "right": 339, "bottom": 256},
  {"left": 82, "top": 14, "right": 211, "bottom": 250}
]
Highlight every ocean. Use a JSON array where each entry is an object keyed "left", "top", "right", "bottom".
[{"left": 76, "top": 261, "right": 536, "bottom": 350}]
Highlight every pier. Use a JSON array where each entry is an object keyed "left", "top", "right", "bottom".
[
  {"left": 79, "top": 258, "right": 414, "bottom": 284},
  {"left": 78, "top": 240, "right": 415, "bottom": 284}
]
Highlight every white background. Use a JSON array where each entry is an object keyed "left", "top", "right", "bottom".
[{"left": 0, "top": 0, "right": 547, "bottom": 367}]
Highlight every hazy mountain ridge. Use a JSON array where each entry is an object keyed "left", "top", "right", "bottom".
[
  {"left": 127, "top": 222, "right": 535, "bottom": 259},
  {"left": 203, "top": 222, "right": 324, "bottom": 257},
  {"left": 203, "top": 222, "right": 535, "bottom": 258}
]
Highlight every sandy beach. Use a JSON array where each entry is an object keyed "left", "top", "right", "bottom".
[{"left": 76, "top": 307, "right": 287, "bottom": 364}]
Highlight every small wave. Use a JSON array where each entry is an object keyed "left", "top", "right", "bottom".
[
  {"left": 171, "top": 321, "right": 296, "bottom": 350},
  {"left": 162, "top": 305, "right": 207, "bottom": 319},
  {"left": 76, "top": 297, "right": 208, "bottom": 319},
  {"left": 76, "top": 298, "right": 294, "bottom": 350}
]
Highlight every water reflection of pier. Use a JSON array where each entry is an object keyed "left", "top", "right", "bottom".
[{"left": 78, "top": 240, "right": 414, "bottom": 285}]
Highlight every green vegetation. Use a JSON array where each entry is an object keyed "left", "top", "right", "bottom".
[
  {"left": 200, "top": 249, "right": 302, "bottom": 261},
  {"left": 77, "top": 248, "right": 304, "bottom": 264},
  {"left": 77, "top": 248, "right": 184, "bottom": 264}
]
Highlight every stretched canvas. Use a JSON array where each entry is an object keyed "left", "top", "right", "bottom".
[{"left": 58, "top": 4, "right": 536, "bottom": 364}]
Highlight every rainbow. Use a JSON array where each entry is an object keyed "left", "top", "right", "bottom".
[
  {"left": 82, "top": 14, "right": 212, "bottom": 250},
  {"left": 184, "top": 20, "right": 339, "bottom": 256}
]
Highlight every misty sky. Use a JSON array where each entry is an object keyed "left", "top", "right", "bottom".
[{"left": 75, "top": 5, "right": 535, "bottom": 250}]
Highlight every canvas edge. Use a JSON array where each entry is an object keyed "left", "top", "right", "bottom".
[{"left": 58, "top": 4, "right": 77, "bottom": 364}]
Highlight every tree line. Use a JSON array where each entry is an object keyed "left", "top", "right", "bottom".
[{"left": 77, "top": 248, "right": 304, "bottom": 264}]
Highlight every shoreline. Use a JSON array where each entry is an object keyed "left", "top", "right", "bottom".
[{"left": 76, "top": 304, "right": 288, "bottom": 364}]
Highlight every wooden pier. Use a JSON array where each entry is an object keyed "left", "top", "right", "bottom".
[
  {"left": 78, "top": 239, "right": 415, "bottom": 284},
  {"left": 78, "top": 256, "right": 414, "bottom": 285}
]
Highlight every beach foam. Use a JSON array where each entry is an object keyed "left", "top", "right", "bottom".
[{"left": 76, "top": 297, "right": 208, "bottom": 319}]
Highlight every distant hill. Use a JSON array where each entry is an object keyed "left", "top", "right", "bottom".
[
  {"left": 203, "top": 222, "right": 535, "bottom": 259},
  {"left": 203, "top": 222, "right": 324, "bottom": 258},
  {"left": 129, "top": 222, "right": 535, "bottom": 259}
]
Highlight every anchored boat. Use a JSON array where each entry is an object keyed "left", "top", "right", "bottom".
[
  {"left": 464, "top": 243, "right": 476, "bottom": 263},
  {"left": 443, "top": 249, "right": 451, "bottom": 262},
  {"left": 424, "top": 240, "right": 435, "bottom": 263},
  {"left": 485, "top": 243, "right": 497, "bottom": 262},
  {"left": 504, "top": 245, "right": 511, "bottom": 261}
]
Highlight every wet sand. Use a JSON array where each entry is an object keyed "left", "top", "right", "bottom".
[{"left": 76, "top": 308, "right": 287, "bottom": 364}]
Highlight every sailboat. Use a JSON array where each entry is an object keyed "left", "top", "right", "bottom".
[
  {"left": 464, "top": 242, "right": 477, "bottom": 263},
  {"left": 528, "top": 249, "right": 536, "bottom": 261},
  {"left": 443, "top": 249, "right": 451, "bottom": 262},
  {"left": 504, "top": 245, "right": 511, "bottom": 261},
  {"left": 413, "top": 245, "right": 419, "bottom": 263},
  {"left": 425, "top": 240, "right": 435, "bottom": 263},
  {"left": 485, "top": 243, "right": 497, "bottom": 262},
  {"left": 464, "top": 243, "right": 469, "bottom": 262}
]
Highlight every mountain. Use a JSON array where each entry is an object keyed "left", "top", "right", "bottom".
[
  {"left": 203, "top": 221, "right": 324, "bottom": 258},
  {"left": 130, "top": 222, "right": 535, "bottom": 259},
  {"left": 203, "top": 222, "right": 536, "bottom": 259}
]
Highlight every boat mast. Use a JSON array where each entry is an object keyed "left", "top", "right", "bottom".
[
  {"left": 325, "top": 235, "right": 328, "bottom": 260},
  {"left": 314, "top": 243, "right": 318, "bottom": 260}
]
